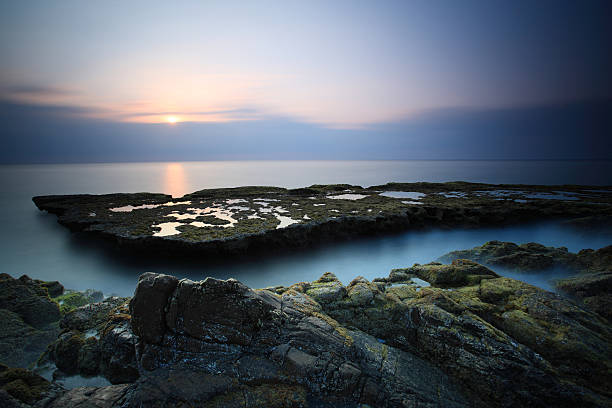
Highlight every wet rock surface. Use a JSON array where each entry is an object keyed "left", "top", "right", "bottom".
[{"left": 32, "top": 182, "right": 612, "bottom": 257}]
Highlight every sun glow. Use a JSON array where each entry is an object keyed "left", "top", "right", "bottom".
[{"left": 166, "top": 115, "right": 179, "bottom": 124}]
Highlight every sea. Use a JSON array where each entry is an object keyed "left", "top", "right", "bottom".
[{"left": 1, "top": 160, "right": 611, "bottom": 296}]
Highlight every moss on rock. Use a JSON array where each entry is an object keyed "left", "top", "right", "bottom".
[{"left": 0, "top": 364, "right": 50, "bottom": 404}]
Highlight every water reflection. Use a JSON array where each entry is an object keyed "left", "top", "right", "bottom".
[{"left": 164, "top": 163, "right": 189, "bottom": 198}]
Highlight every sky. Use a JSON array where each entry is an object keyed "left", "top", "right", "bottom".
[{"left": 1, "top": 0, "right": 611, "bottom": 162}]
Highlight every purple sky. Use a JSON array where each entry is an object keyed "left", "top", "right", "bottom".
[{"left": 1, "top": 1, "right": 610, "bottom": 161}]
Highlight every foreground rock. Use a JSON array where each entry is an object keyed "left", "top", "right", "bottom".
[
  {"left": 33, "top": 182, "right": 612, "bottom": 258},
  {"left": 123, "top": 272, "right": 468, "bottom": 407},
  {"left": 29, "top": 261, "right": 611, "bottom": 407},
  {"left": 438, "top": 241, "right": 612, "bottom": 320},
  {"left": 42, "top": 296, "right": 138, "bottom": 384},
  {"left": 0, "top": 274, "right": 61, "bottom": 368}
]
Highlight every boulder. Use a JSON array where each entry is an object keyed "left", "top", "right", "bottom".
[
  {"left": 0, "top": 275, "right": 61, "bottom": 368},
  {"left": 124, "top": 273, "right": 468, "bottom": 407}
]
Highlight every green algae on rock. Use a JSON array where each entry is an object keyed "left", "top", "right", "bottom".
[
  {"left": 0, "top": 274, "right": 61, "bottom": 369},
  {"left": 0, "top": 364, "right": 50, "bottom": 405},
  {"left": 438, "top": 241, "right": 612, "bottom": 321},
  {"left": 32, "top": 182, "right": 612, "bottom": 257}
]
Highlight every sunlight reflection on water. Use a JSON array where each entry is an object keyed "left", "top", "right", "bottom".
[{"left": 164, "top": 163, "right": 188, "bottom": 198}]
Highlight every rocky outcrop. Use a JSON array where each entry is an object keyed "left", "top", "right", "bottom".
[
  {"left": 0, "top": 274, "right": 62, "bottom": 368},
  {"left": 438, "top": 241, "right": 612, "bottom": 320},
  {"left": 556, "top": 271, "right": 612, "bottom": 319},
  {"left": 438, "top": 240, "right": 612, "bottom": 273},
  {"left": 6, "top": 247, "right": 610, "bottom": 407},
  {"left": 32, "top": 182, "right": 612, "bottom": 258},
  {"left": 281, "top": 266, "right": 612, "bottom": 407},
  {"left": 34, "top": 265, "right": 611, "bottom": 408},
  {"left": 123, "top": 272, "right": 468, "bottom": 407},
  {"left": 0, "top": 364, "right": 51, "bottom": 405},
  {"left": 44, "top": 296, "right": 138, "bottom": 384}
]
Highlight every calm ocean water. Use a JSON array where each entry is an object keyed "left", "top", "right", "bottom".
[{"left": 1, "top": 160, "right": 611, "bottom": 296}]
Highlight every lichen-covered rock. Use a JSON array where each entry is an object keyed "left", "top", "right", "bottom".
[
  {"left": 437, "top": 241, "right": 612, "bottom": 319},
  {"left": 407, "top": 259, "right": 499, "bottom": 286},
  {"left": 28, "top": 259, "right": 612, "bottom": 407},
  {"left": 55, "top": 290, "right": 104, "bottom": 315},
  {"left": 0, "top": 274, "right": 60, "bottom": 329},
  {"left": 0, "top": 364, "right": 50, "bottom": 405},
  {"left": 304, "top": 272, "right": 347, "bottom": 304},
  {"left": 0, "top": 275, "right": 61, "bottom": 368},
  {"left": 45, "top": 296, "right": 138, "bottom": 384},
  {"left": 34, "top": 280, "right": 64, "bottom": 298},
  {"left": 287, "top": 265, "right": 612, "bottom": 407}
]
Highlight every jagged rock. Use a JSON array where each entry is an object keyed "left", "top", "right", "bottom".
[
  {"left": 285, "top": 265, "right": 612, "bottom": 407},
  {"left": 0, "top": 275, "right": 61, "bottom": 368},
  {"left": 125, "top": 272, "right": 468, "bottom": 407},
  {"left": 23, "top": 255, "right": 612, "bottom": 407},
  {"left": 45, "top": 297, "right": 138, "bottom": 384}
]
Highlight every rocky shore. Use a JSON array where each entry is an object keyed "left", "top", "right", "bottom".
[
  {"left": 32, "top": 182, "right": 612, "bottom": 257},
  {"left": 1, "top": 241, "right": 610, "bottom": 407}
]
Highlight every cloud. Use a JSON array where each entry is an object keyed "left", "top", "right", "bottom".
[
  {"left": 0, "top": 99, "right": 610, "bottom": 163},
  {"left": 1, "top": 84, "right": 76, "bottom": 97}
]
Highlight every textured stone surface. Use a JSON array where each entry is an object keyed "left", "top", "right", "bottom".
[
  {"left": 125, "top": 273, "right": 469, "bottom": 407},
  {"left": 0, "top": 275, "right": 61, "bottom": 368},
  {"left": 33, "top": 182, "right": 612, "bottom": 257},
  {"left": 45, "top": 296, "right": 138, "bottom": 384}
]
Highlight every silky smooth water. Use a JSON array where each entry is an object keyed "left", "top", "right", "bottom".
[{"left": 1, "top": 160, "right": 610, "bottom": 296}]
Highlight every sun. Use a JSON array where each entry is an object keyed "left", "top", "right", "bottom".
[{"left": 166, "top": 116, "right": 179, "bottom": 124}]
